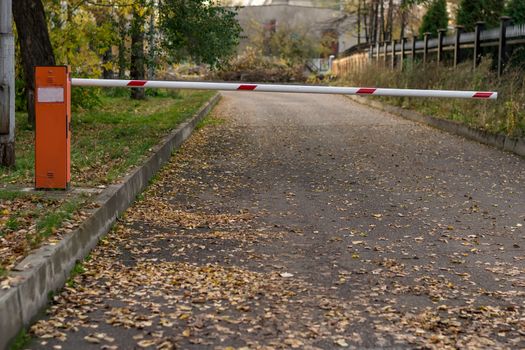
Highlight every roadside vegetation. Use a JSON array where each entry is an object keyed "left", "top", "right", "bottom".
[
  {"left": 336, "top": 0, "right": 525, "bottom": 138},
  {"left": 3, "top": 90, "right": 214, "bottom": 185},
  {"left": 339, "top": 60, "right": 525, "bottom": 137},
  {"left": 0, "top": 190, "right": 89, "bottom": 282}
]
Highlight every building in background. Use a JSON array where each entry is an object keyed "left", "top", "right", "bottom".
[{"left": 234, "top": 0, "right": 358, "bottom": 56}]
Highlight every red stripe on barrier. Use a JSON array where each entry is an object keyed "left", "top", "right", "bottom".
[
  {"left": 473, "top": 92, "right": 493, "bottom": 99},
  {"left": 238, "top": 84, "right": 257, "bottom": 91},
  {"left": 127, "top": 80, "right": 147, "bottom": 87},
  {"left": 356, "top": 88, "right": 377, "bottom": 95}
]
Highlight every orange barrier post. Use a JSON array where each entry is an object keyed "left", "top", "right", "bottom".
[{"left": 34, "top": 66, "right": 71, "bottom": 190}]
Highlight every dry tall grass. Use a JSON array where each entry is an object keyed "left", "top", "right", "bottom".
[{"left": 338, "top": 59, "right": 525, "bottom": 137}]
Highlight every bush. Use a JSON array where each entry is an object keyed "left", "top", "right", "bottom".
[
  {"left": 338, "top": 59, "right": 525, "bottom": 137},
  {"left": 505, "top": 0, "right": 525, "bottom": 24},
  {"left": 71, "top": 87, "right": 102, "bottom": 111},
  {"left": 211, "top": 47, "right": 305, "bottom": 83}
]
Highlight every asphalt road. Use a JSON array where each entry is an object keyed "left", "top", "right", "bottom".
[{"left": 30, "top": 92, "right": 525, "bottom": 349}]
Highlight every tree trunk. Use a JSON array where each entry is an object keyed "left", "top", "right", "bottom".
[
  {"left": 357, "top": 0, "right": 361, "bottom": 45},
  {"left": 379, "top": 0, "right": 385, "bottom": 42},
  {"left": 368, "top": 0, "right": 376, "bottom": 43},
  {"left": 399, "top": 0, "right": 407, "bottom": 41},
  {"left": 118, "top": 17, "right": 127, "bottom": 79},
  {"left": 364, "top": 2, "right": 369, "bottom": 43},
  {"left": 130, "top": 5, "right": 145, "bottom": 100},
  {"left": 386, "top": 0, "right": 394, "bottom": 41},
  {"left": 0, "top": 141, "right": 14, "bottom": 167},
  {"left": 102, "top": 50, "right": 113, "bottom": 79},
  {"left": 13, "top": 0, "right": 55, "bottom": 127},
  {"left": 373, "top": 0, "right": 379, "bottom": 43},
  {"left": 147, "top": 1, "right": 156, "bottom": 79}
]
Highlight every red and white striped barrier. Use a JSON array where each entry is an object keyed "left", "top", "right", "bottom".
[{"left": 71, "top": 78, "right": 497, "bottom": 100}]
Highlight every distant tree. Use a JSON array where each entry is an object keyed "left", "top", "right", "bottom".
[
  {"left": 263, "top": 24, "right": 321, "bottom": 65},
  {"left": 456, "top": 0, "right": 483, "bottom": 30},
  {"left": 419, "top": 0, "right": 448, "bottom": 38},
  {"left": 385, "top": 0, "right": 393, "bottom": 41},
  {"left": 505, "top": 0, "right": 525, "bottom": 24},
  {"left": 456, "top": 0, "right": 504, "bottom": 31},
  {"left": 159, "top": 0, "right": 241, "bottom": 68},
  {"left": 505, "top": 0, "right": 525, "bottom": 68},
  {"left": 399, "top": 0, "right": 409, "bottom": 40},
  {"left": 482, "top": 0, "right": 506, "bottom": 26},
  {"left": 356, "top": 0, "right": 420, "bottom": 44}
]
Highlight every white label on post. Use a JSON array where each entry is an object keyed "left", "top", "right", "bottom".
[{"left": 37, "top": 87, "right": 64, "bottom": 103}]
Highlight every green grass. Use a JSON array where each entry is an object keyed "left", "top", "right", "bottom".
[
  {"left": 9, "top": 328, "right": 30, "bottom": 350},
  {"left": 0, "top": 190, "right": 25, "bottom": 200},
  {"left": 66, "top": 261, "right": 86, "bottom": 287},
  {"left": 72, "top": 90, "right": 214, "bottom": 185},
  {"left": 0, "top": 191, "right": 90, "bottom": 274},
  {"left": 32, "top": 198, "right": 84, "bottom": 247},
  {"left": 4, "top": 216, "right": 20, "bottom": 232},
  {"left": 196, "top": 115, "right": 226, "bottom": 130},
  {"left": 1, "top": 90, "right": 215, "bottom": 185}
]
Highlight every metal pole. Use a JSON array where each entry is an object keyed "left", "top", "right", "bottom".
[
  {"left": 474, "top": 22, "right": 485, "bottom": 70},
  {"left": 400, "top": 37, "right": 407, "bottom": 71},
  {"left": 411, "top": 35, "right": 417, "bottom": 64},
  {"left": 454, "top": 25, "right": 464, "bottom": 68},
  {"left": 437, "top": 29, "right": 446, "bottom": 65},
  {"left": 498, "top": 17, "right": 511, "bottom": 77},
  {"left": 391, "top": 39, "right": 397, "bottom": 69},
  {"left": 71, "top": 78, "right": 498, "bottom": 100},
  {"left": 376, "top": 41, "right": 380, "bottom": 64},
  {"left": 423, "top": 32, "right": 430, "bottom": 65},
  {"left": 0, "top": 0, "right": 15, "bottom": 166},
  {"left": 384, "top": 41, "right": 388, "bottom": 66}
]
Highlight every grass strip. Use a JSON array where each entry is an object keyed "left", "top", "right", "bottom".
[{"left": 1, "top": 90, "right": 214, "bottom": 185}]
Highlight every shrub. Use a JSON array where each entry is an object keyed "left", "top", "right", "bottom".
[{"left": 211, "top": 47, "right": 305, "bottom": 82}]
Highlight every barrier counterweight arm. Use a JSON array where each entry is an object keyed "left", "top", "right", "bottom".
[{"left": 71, "top": 78, "right": 498, "bottom": 100}]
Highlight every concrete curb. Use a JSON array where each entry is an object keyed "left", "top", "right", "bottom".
[
  {"left": 0, "top": 93, "right": 221, "bottom": 350},
  {"left": 347, "top": 95, "right": 525, "bottom": 158}
]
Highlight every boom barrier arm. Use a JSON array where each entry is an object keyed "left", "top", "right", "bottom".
[
  {"left": 35, "top": 69, "right": 498, "bottom": 191},
  {"left": 71, "top": 78, "right": 498, "bottom": 100}
]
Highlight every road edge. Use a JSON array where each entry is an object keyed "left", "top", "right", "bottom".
[
  {"left": 347, "top": 95, "right": 525, "bottom": 157},
  {"left": 0, "top": 93, "right": 221, "bottom": 350}
]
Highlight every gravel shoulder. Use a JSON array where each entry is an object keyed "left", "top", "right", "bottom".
[{"left": 28, "top": 92, "right": 525, "bottom": 350}]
